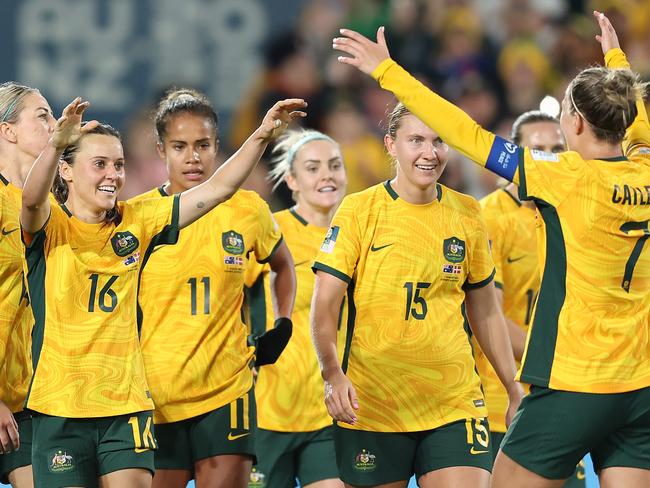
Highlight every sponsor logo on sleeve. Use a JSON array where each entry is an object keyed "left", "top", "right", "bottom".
[
  {"left": 320, "top": 226, "right": 339, "bottom": 253},
  {"left": 530, "top": 149, "right": 560, "bottom": 162}
]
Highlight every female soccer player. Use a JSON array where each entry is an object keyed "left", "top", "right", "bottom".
[
  {"left": 332, "top": 10, "right": 650, "bottom": 488},
  {"left": 20, "top": 96, "right": 305, "bottom": 488},
  {"left": 477, "top": 111, "right": 587, "bottom": 486},
  {"left": 131, "top": 88, "right": 296, "bottom": 488},
  {"left": 0, "top": 82, "right": 56, "bottom": 488},
  {"left": 311, "top": 101, "right": 523, "bottom": 488},
  {"left": 247, "top": 128, "right": 347, "bottom": 488}
]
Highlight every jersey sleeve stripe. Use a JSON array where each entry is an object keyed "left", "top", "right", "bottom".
[
  {"left": 257, "top": 235, "right": 284, "bottom": 264},
  {"left": 312, "top": 262, "right": 352, "bottom": 284},
  {"left": 494, "top": 281, "right": 504, "bottom": 290},
  {"left": 462, "top": 268, "right": 496, "bottom": 290},
  {"left": 519, "top": 200, "right": 566, "bottom": 387},
  {"left": 517, "top": 151, "right": 530, "bottom": 201},
  {"left": 245, "top": 274, "right": 268, "bottom": 337},
  {"left": 341, "top": 282, "right": 357, "bottom": 373},
  {"left": 24, "top": 227, "right": 47, "bottom": 408}
]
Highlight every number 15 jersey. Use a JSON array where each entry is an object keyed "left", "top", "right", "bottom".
[{"left": 313, "top": 181, "right": 494, "bottom": 433}]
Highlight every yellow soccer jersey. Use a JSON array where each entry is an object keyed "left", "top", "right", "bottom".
[
  {"left": 133, "top": 187, "right": 282, "bottom": 424},
  {"left": 248, "top": 208, "right": 346, "bottom": 432},
  {"left": 373, "top": 53, "right": 650, "bottom": 393},
  {"left": 475, "top": 188, "right": 539, "bottom": 432},
  {"left": 24, "top": 195, "right": 179, "bottom": 418},
  {"left": 313, "top": 181, "right": 494, "bottom": 433},
  {"left": 0, "top": 175, "right": 33, "bottom": 413}
]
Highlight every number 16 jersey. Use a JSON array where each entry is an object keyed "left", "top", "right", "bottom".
[{"left": 313, "top": 181, "right": 494, "bottom": 432}]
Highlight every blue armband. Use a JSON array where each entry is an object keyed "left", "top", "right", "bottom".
[{"left": 485, "top": 135, "right": 521, "bottom": 181}]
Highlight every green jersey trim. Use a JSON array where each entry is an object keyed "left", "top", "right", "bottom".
[
  {"left": 519, "top": 199, "right": 566, "bottom": 387},
  {"left": 312, "top": 262, "right": 352, "bottom": 284}
]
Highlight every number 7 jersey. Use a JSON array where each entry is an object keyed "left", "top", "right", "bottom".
[
  {"left": 313, "top": 181, "right": 495, "bottom": 432},
  {"left": 371, "top": 48, "right": 650, "bottom": 394}
]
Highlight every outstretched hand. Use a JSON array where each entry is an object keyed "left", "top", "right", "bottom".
[
  {"left": 333, "top": 26, "right": 391, "bottom": 75},
  {"left": 258, "top": 98, "right": 307, "bottom": 141},
  {"left": 50, "top": 97, "right": 100, "bottom": 151},
  {"left": 594, "top": 10, "right": 620, "bottom": 55}
]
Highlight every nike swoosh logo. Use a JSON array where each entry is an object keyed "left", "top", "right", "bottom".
[
  {"left": 370, "top": 243, "right": 393, "bottom": 252},
  {"left": 227, "top": 432, "right": 250, "bottom": 441},
  {"left": 135, "top": 448, "right": 150, "bottom": 453},
  {"left": 1, "top": 227, "right": 18, "bottom": 236},
  {"left": 506, "top": 256, "right": 525, "bottom": 264},
  {"left": 294, "top": 260, "right": 309, "bottom": 267},
  {"left": 470, "top": 447, "right": 489, "bottom": 455}
]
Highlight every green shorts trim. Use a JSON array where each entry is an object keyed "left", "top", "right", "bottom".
[
  {"left": 502, "top": 385, "right": 650, "bottom": 479},
  {"left": 254, "top": 426, "right": 339, "bottom": 487},
  {"left": 0, "top": 411, "right": 32, "bottom": 484},
  {"left": 334, "top": 418, "right": 492, "bottom": 486},
  {"left": 155, "top": 388, "right": 256, "bottom": 471},
  {"left": 31, "top": 410, "right": 155, "bottom": 488}
]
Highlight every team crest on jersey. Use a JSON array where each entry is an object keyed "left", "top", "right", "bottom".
[
  {"left": 222, "top": 230, "right": 244, "bottom": 255},
  {"left": 353, "top": 449, "right": 377, "bottom": 472},
  {"left": 443, "top": 237, "right": 465, "bottom": 263},
  {"left": 249, "top": 467, "right": 266, "bottom": 487},
  {"left": 49, "top": 450, "right": 74, "bottom": 473},
  {"left": 111, "top": 231, "right": 140, "bottom": 257}
]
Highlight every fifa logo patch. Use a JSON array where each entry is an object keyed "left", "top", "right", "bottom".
[
  {"left": 320, "top": 226, "right": 339, "bottom": 253},
  {"left": 353, "top": 449, "right": 377, "bottom": 472},
  {"left": 249, "top": 467, "right": 266, "bottom": 487},
  {"left": 111, "top": 231, "right": 139, "bottom": 257},
  {"left": 49, "top": 450, "right": 74, "bottom": 473},
  {"left": 222, "top": 230, "right": 244, "bottom": 255},
  {"left": 123, "top": 252, "right": 140, "bottom": 266},
  {"left": 443, "top": 237, "right": 465, "bottom": 263}
]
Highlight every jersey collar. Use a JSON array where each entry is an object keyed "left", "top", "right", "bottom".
[
  {"left": 383, "top": 180, "right": 442, "bottom": 202},
  {"left": 289, "top": 207, "right": 308, "bottom": 226}
]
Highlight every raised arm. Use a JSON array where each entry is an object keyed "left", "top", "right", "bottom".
[
  {"left": 21, "top": 99, "right": 98, "bottom": 232},
  {"left": 178, "top": 99, "right": 307, "bottom": 229},
  {"left": 596, "top": 10, "right": 650, "bottom": 155},
  {"left": 333, "top": 28, "right": 518, "bottom": 183}
]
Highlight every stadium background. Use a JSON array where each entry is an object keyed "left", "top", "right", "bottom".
[{"left": 2, "top": 0, "right": 649, "bottom": 486}]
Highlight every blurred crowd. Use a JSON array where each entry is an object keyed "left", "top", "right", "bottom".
[{"left": 119, "top": 0, "right": 650, "bottom": 208}]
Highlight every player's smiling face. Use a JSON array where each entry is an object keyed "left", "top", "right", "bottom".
[
  {"left": 158, "top": 113, "right": 219, "bottom": 192},
  {"left": 61, "top": 134, "right": 125, "bottom": 212},
  {"left": 286, "top": 139, "right": 347, "bottom": 212},
  {"left": 385, "top": 114, "right": 449, "bottom": 189}
]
